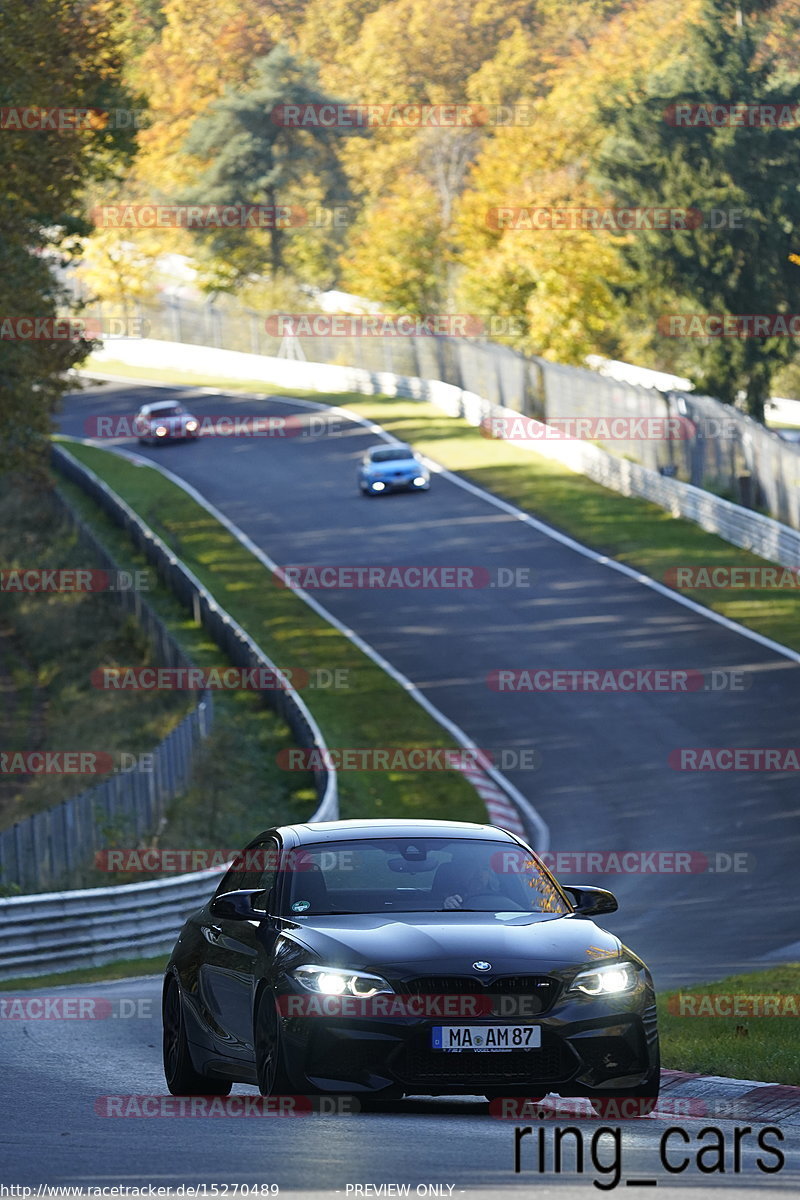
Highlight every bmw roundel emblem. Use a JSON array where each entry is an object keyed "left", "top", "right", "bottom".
[{"left": 473, "top": 961, "right": 492, "bottom": 971}]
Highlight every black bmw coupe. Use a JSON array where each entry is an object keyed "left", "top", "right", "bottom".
[{"left": 163, "top": 819, "right": 659, "bottom": 1110}]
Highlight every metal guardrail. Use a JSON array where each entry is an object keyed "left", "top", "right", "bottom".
[
  {"left": 70, "top": 286, "right": 800, "bottom": 530},
  {"left": 0, "top": 447, "right": 338, "bottom": 980},
  {"left": 88, "top": 335, "right": 800, "bottom": 574},
  {"left": 0, "top": 486, "right": 214, "bottom": 894},
  {"left": 52, "top": 443, "right": 337, "bottom": 816},
  {"left": 0, "top": 867, "right": 227, "bottom": 979},
  {"left": 445, "top": 394, "right": 800, "bottom": 572}
]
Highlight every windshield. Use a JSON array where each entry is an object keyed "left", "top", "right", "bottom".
[
  {"left": 369, "top": 447, "right": 415, "bottom": 463},
  {"left": 280, "top": 838, "right": 569, "bottom": 916},
  {"left": 147, "top": 404, "right": 184, "bottom": 416}
]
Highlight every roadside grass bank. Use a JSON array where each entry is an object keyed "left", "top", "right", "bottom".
[
  {"left": 81, "top": 362, "right": 800, "bottom": 653},
  {"left": 50, "top": 470, "right": 323, "bottom": 889},
  {"left": 0, "top": 482, "right": 190, "bottom": 840},
  {"left": 658, "top": 964, "right": 800, "bottom": 1085},
  {"left": 54, "top": 441, "right": 484, "bottom": 834},
  {"left": 0, "top": 954, "right": 170, "bottom": 990}
]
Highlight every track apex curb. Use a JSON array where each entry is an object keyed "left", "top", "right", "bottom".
[{"left": 659, "top": 1068, "right": 800, "bottom": 1125}]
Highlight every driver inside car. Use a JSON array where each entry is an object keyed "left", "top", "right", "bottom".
[{"left": 442, "top": 863, "right": 500, "bottom": 909}]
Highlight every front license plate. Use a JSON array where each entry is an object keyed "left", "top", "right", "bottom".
[{"left": 431, "top": 1025, "right": 541, "bottom": 1051}]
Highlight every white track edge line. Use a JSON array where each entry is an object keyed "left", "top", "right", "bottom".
[{"left": 59, "top": 426, "right": 548, "bottom": 852}]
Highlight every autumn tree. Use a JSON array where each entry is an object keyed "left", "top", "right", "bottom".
[
  {"left": 0, "top": 0, "right": 137, "bottom": 479},
  {"left": 596, "top": 0, "right": 800, "bottom": 419},
  {"left": 181, "top": 46, "right": 356, "bottom": 286},
  {"left": 450, "top": 0, "right": 706, "bottom": 359}
]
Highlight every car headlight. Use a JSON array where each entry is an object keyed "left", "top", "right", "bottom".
[
  {"left": 291, "top": 965, "right": 394, "bottom": 997},
  {"left": 413, "top": 476, "right": 427, "bottom": 486},
  {"left": 569, "top": 962, "right": 639, "bottom": 997},
  {"left": 185, "top": 419, "right": 199, "bottom": 432},
  {"left": 371, "top": 481, "right": 385, "bottom": 491},
  {"left": 155, "top": 425, "right": 168, "bottom": 437}
]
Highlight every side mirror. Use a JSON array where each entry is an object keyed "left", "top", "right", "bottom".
[
  {"left": 210, "top": 889, "right": 267, "bottom": 920},
  {"left": 565, "top": 885, "right": 618, "bottom": 917}
]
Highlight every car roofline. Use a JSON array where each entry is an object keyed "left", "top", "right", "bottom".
[{"left": 244, "top": 818, "right": 526, "bottom": 849}]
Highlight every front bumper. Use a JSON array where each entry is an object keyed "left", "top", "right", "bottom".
[
  {"left": 277, "top": 985, "right": 658, "bottom": 1097},
  {"left": 361, "top": 474, "right": 429, "bottom": 493},
  {"left": 141, "top": 424, "right": 199, "bottom": 442}
]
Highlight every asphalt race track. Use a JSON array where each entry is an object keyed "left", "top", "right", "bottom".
[
  {"left": 55, "top": 380, "right": 800, "bottom": 989},
  {"left": 1, "top": 976, "right": 798, "bottom": 1195},
  {"left": 2, "top": 378, "right": 798, "bottom": 1196}
]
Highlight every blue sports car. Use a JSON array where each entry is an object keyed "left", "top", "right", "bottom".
[{"left": 358, "top": 443, "right": 431, "bottom": 496}]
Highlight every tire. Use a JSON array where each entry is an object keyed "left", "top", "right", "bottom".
[
  {"left": 254, "top": 990, "right": 295, "bottom": 1098},
  {"left": 162, "top": 977, "right": 231, "bottom": 1096}
]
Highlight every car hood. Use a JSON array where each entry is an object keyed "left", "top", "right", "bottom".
[{"left": 282, "top": 911, "right": 624, "bottom": 975}]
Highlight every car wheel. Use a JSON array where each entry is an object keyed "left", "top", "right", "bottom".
[
  {"left": 254, "top": 990, "right": 294, "bottom": 1098},
  {"left": 162, "top": 977, "right": 231, "bottom": 1096}
]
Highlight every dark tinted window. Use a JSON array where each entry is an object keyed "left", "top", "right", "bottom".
[
  {"left": 281, "top": 838, "right": 569, "bottom": 916},
  {"left": 215, "top": 838, "right": 280, "bottom": 900},
  {"left": 369, "top": 447, "right": 415, "bottom": 463}
]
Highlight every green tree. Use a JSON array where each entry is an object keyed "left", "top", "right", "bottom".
[
  {"left": 595, "top": 0, "right": 800, "bottom": 419},
  {"left": 0, "top": 0, "right": 137, "bottom": 479},
  {"left": 182, "top": 46, "right": 357, "bottom": 283}
]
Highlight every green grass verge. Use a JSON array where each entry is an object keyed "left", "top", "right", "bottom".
[
  {"left": 54, "top": 440, "right": 483, "bottom": 830},
  {"left": 82, "top": 360, "right": 800, "bottom": 652},
  {"left": 338, "top": 394, "right": 800, "bottom": 653},
  {"left": 49, "top": 470, "right": 320, "bottom": 890},
  {"left": 0, "top": 954, "right": 169, "bottom": 990},
  {"left": 658, "top": 965, "right": 800, "bottom": 1084}
]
